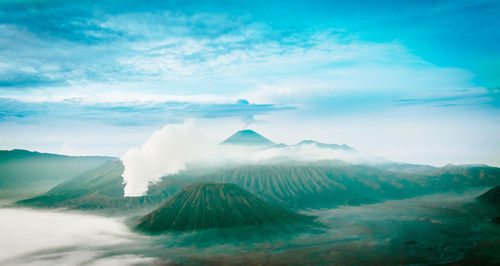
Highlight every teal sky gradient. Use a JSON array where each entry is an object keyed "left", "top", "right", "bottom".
[{"left": 0, "top": 0, "right": 499, "bottom": 165}]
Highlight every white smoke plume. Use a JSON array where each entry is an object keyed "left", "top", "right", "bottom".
[
  {"left": 121, "top": 120, "right": 215, "bottom": 196},
  {"left": 121, "top": 120, "right": 384, "bottom": 196}
]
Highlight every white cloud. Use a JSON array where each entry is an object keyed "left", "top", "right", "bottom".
[
  {"left": 121, "top": 120, "right": 214, "bottom": 196},
  {"left": 0, "top": 208, "right": 154, "bottom": 265}
]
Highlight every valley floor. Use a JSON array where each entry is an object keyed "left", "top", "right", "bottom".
[{"left": 1, "top": 187, "right": 499, "bottom": 265}]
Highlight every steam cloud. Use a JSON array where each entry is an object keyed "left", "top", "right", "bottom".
[
  {"left": 121, "top": 120, "right": 214, "bottom": 197},
  {"left": 121, "top": 120, "right": 383, "bottom": 197}
]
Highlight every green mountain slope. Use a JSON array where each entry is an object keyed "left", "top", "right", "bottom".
[
  {"left": 0, "top": 149, "right": 112, "bottom": 197},
  {"left": 136, "top": 183, "right": 315, "bottom": 233},
  {"left": 17, "top": 159, "right": 500, "bottom": 213},
  {"left": 476, "top": 185, "right": 500, "bottom": 223},
  {"left": 196, "top": 162, "right": 421, "bottom": 208},
  {"left": 186, "top": 162, "right": 500, "bottom": 209},
  {"left": 478, "top": 185, "right": 500, "bottom": 207},
  {"left": 17, "top": 160, "right": 186, "bottom": 213}
]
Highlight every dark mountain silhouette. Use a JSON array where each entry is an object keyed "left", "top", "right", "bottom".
[
  {"left": 478, "top": 185, "right": 500, "bottom": 207},
  {"left": 477, "top": 185, "right": 500, "bottom": 223}
]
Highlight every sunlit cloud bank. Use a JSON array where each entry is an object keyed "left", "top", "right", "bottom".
[{"left": 121, "top": 120, "right": 384, "bottom": 196}]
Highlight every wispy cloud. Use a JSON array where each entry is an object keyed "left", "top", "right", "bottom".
[
  {"left": 0, "top": 97, "right": 292, "bottom": 127},
  {"left": 0, "top": 1, "right": 495, "bottom": 108}
]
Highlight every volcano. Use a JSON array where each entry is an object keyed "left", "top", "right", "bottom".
[
  {"left": 221, "top": 129, "right": 275, "bottom": 146},
  {"left": 135, "top": 182, "right": 314, "bottom": 233}
]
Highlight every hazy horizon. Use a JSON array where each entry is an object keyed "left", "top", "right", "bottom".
[{"left": 2, "top": 122, "right": 499, "bottom": 168}]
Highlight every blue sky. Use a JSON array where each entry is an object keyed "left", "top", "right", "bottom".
[{"left": 1, "top": 0, "right": 499, "bottom": 165}]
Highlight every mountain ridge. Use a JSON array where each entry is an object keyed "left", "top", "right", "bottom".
[
  {"left": 16, "top": 160, "right": 186, "bottom": 213},
  {"left": 296, "top": 140, "right": 354, "bottom": 150},
  {"left": 0, "top": 149, "right": 114, "bottom": 196},
  {"left": 17, "top": 160, "right": 500, "bottom": 212}
]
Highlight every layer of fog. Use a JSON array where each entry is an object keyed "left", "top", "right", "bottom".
[
  {"left": 0, "top": 208, "right": 155, "bottom": 266},
  {"left": 121, "top": 120, "right": 384, "bottom": 196},
  {"left": 2, "top": 188, "right": 497, "bottom": 265}
]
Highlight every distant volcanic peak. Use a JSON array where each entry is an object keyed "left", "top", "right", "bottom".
[
  {"left": 297, "top": 140, "right": 354, "bottom": 151},
  {"left": 136, "top": 182, "right": 311, "bottom": 232},
  {"left": 221, "top": 129, "right": 275, "bottom": 146}
]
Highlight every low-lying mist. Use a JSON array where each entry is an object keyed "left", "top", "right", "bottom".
[
  {"left": 0, "top": 208, "right": 155, "bottom": 266},
  {"left": 4, "top": 188, "right": 498, "bottom": 265},
  {"left": 121, "top": 120, "right": 383, "bottom": 196}
]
